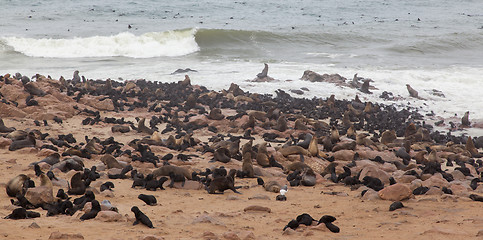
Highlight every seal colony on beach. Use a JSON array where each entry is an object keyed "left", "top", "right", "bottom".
[{"left": 0, "top": 70, "right": 482, "bottom": 239}]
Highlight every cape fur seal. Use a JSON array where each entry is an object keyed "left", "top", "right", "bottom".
[
  {"left": 241, "top": 151, "right": 255, "bottom": 178},
  {"left": 461, "top": 111, "right": 471, "bottom": 127},
  {"left": 6, "top": 174, "right": 30, "bottom": 197},
  {"left": 207, "top": 169, "right": 240, "bottom": 194},
  {"left": 131, "top": 206, "right": 154, "bottom": 228},
  {"left": 256, "top": 63, "right": 269, "bottom": 78},
  {"left": 152, "top": 165, "right": 192, "bottom": 180},
  {"left": 68, "top": 172, "right": 86, "bottom": 195},
  {"left": 9, "top": 132, "right": 36, "bottom": 151}
]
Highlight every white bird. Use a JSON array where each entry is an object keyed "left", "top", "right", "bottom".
[{"left": 280, "top": 185, "right": 288, "bottom": 196}]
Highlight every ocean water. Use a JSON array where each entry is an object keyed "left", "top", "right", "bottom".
[{"left": 0, "top": 0, "right": 482, "bottom": 131}]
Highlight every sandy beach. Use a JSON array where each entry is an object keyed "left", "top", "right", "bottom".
[{"left": 0, "top": 73, "right": 482, "bottom": 240}]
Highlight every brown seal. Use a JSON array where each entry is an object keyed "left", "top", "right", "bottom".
[
  {"left": 466, "top": 136, "right": 482, "bottom": 158},
  {"left": 137, "top": 118, "right": 154, "bottom": 135},
  {"left": 278, "top": 146, "right": 310, "bottom": 157},
  {"left": 68, "top": 172, "right": 86, "bottom": 195},
  {"left": 256, "top": 142, "right": 270, "bottom": 167},
  {"left": 263, "top": 180, "right": 281, "bottom": 193},
  {"left": 406, "top": 84, "right": 419, "bottom": 98},
  {"left": 6, "top": 174, "right": 30, "bottom": 197},
  {"left": 330, "top": 126, "right": 340, "bottom": 143},
  {"left": 308, "top": 135, "right": 320, "bottom": 157},
  {"left": 100, "top": 154, "right": 124, "bottom": 169},
  {"left": 294, "top": 119, "right": 308, "bottom": 130},
  {"left": 461, "top": 111, "right": 471, "bottom": 127},
  {"left": 242, "top": 151, "right": 255, "bottom": 178},
  {"left": 208, "top": 108, "right": 225, "bottom": 120},
  {"left": 207, "top": 169, "right": 240, "bottom": 194},
  {"left": 0, "top": 118, "right": 15, "bottom": 133},
  {"left": 256, "top": 63, "right": 269, "bottom": 78},
  {"left": 213, "top": 147, "right": 231, "bottom": 163},
  {"left": 9, "top": 132, "right": 36, "bottom": 151},
  {"left": 380, "top": 130, "right": 396, "bottom": 145},
  {"left": 274, "top": 115, "right": 287, "bottom": 132},
  {"left": 152, "top": 165, "right": 192, "bottom": 180}
]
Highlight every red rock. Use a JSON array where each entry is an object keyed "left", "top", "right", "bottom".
[
  {"left": 222, "top": 232, "right": 241, "bottom": 240},
  {"left": 422, "top": 174, "right": 449, "bottom": 188},
  {"left": 378, "top": 183, "right": 412, "bottom": 201},
  {"left": 25, "top": 186, "right": 54, "bottom": 206},
  {"left": 37, "top": 148, "right": 57, "bottom": 157},
  {"left": 97, "top": 211, "right": 123, "bottom": 222},
  {"left": 243, "top": 205, "right": 271, "bottom": 213},
  {"left": 0, "top": 102, "right": 27, "bottom": 118},
  {"left": 0, "top": 137, "right": 12, "bottom": 148},
  {"left": 333, "top": 149, "right": 355, "bottom": 161},
  {"left": 359, "top": 165, "right": 390, "bottom": 184},
  {"left": 49, "top": 231, "right": 84, "bottom": 239}
]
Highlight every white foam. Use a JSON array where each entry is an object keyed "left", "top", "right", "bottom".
[{"left": 2, "top": 29, "right": 199, "bottom": 58}]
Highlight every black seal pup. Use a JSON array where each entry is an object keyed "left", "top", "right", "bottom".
[
  {"left": 100, "top": 182, "right": 115, "bottom": 192},
  {"left": 80, "top": 200, "right": 100, "bottom": 220},
  {"left": 318, "top": 215, "right": 340, "bottom": 233},
  {"left": 5, "top": 208, "right": 40, "bottom": 219},
  {"left": 138, "top": 194, "right": 157, "bottom": 206},
  {"left": 131, "top": 206, "right": 154, "bottom": 228}
]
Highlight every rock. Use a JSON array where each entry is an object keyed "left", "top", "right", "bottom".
[
  {"left": 398, "top": 175, "right": 417, "bottom": 184},
  {"left": 171, "top": 180, "right": 203, "bottom": 190},
  {"left": 450, "top": 184, "right": 469, "bottom": 197},
  {"left": 100, "top": 190, "right": 115, "bottom": 198},
  {"left": 107, "top": 168, "right": 122, "bottom": 176},
  {"left": 282, "top": 228, "right": 296, "bottom": 235},
  {"left": 451, "top": 170, "right": 466, "bottom": 181},
  {"left": 139, "top": 236, "right": 165, "bottom": 240},
  {"left": 243, "top": 205, "right": 271, "bottom": 213},
  {"left": 477, "top": 229, "right": 483, "bottom": 237},
  {"left": 226, "top": 195, "right": 240, "bottom": 200},
  {"left": 94, "top": 98, "right": 115, "bottom": 111},
  {"left": 49, "top": 231, "right": 84, "bottom": 239},
  {"left": 51, "top": 179, "right": 69, "bottom": 188},
  {"left": 361, "top": 189, "right": 380, "bottom": 201},
  {"left": 0, "top": 137, "right": 12, "bottom": 148},
  {"left": 202, "top": 231, "right": 219, "bottom": 240},
  {"left": 333, "top": 150, "right": 355, "bottom": 161},
  {"left": 378, "top": 183, "right": 412, "bottom": 201},
  {"left": 97, "top": 211, "right": 123, "bottom": 222},
  {"left": 422, "top": 174, "right": 449, "bottom": 188},
  {"left": 359, "top": 165, "right": 391, "bottom": 184},
  {"left": 420, "top": 227, "right": 468, "bottom": 236},
  {"left": 410, "top": 179, "right": 423, "bottom": 191},
  {"left": 0, "top": 102, "right": 27, "bottom": 118},
  {"left": 37, "top": 148, "right": 57, "bottom": 157},
  {"left": 0, "top": 84, "right": 30, "bottom": 102},
  {"left": 193, "top": 214, "right": 225, "bottom": 226},
  {"left": 25, "top": 186, "right": 54, "bottom": 206},
  {"left": 239, "top": 231, "right": 255, "bottom": 240},
  {"left": 222, "top": 232, "right": 241, "bottom": 240},
  {"left": 248, "top": 194, "right": 271, "bottom": 200},
  {"left": 425, "top": 187, "right": 443, "bottom": 195},
  {"left": 29, "top": 222, "right": 40, "bottom": 228}
]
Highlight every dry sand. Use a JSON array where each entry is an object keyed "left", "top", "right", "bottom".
[{"left": 0, "top": 114, "right": 482, "bottom": 240}]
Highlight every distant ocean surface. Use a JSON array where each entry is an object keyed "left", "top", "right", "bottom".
[{"left": 1, "top": 0, "right": 482, "bottom": 129}]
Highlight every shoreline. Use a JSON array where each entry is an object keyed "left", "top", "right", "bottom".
[{"left": 0, "top": 72, "right": 482, "bottom": 239}]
